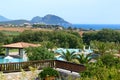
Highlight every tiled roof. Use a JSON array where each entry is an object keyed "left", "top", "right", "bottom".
[{"left": 3, "top": 42, "right": 40, "bottom": 48}]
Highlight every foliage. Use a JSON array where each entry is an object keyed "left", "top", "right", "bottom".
[
  {"left": 114, "top": 42, "right": 120, "bottom": 53},
  {"left": 51, "top": 31, "right": 83, "bottom": 48},
  {"left": 80, "top": 59, "right": 120, "bottom": 80},
  {"left": 76, "top": 53, "right": 93, "bottom": 64},
  {"left": 20, "top": 66, "right": 39, "bottom": 80},
  {"left": 26, "top": 47, "right": 54, "bottom": 61},
  {"left": 58, "top": 50, "right": 77, "bottom": 62},
  {"left": 0, "top": 32, "right": 11, "bottom": 44},
  {"left": 13, "top": 30, "right": 83, "bottom": 48},
  {"left": 82, "top": 32, "right": 97, "bottom": 45},
  {"left": 96, "top": 29, "right": 120, "bottom": 42},
  {"left": 0, "top": 72, "right": 6, "bottom": 80},
  {"left": 100, "top": 53, "right": 120, "bottom": 68},
  {"left": 0, "top": 43, "right": 5, "bottom": 55},
  {"left": 83, "top": 29, "right": 120, "bottom": 44},
  {"left": 38, "top": 67, "right": 60, "bottom": 79},
  {"left": 40, "top": 41, "right": 56, "bottom": 49},
  {"left": 0, "top": 32, "right": 6, "bottom": 43},
  {"left": 29, "top": 66, "right": 38, "bottom": 80},
  {"left": 90, "top": 40, "right": 109, "bottom": 55},
  {"left": 79, "top": 39, "right": 120, "bottom": 80},
  {"left": 32, "top": 24, "right": 63, "bottom": 29},
  {"left": 67, "top": 31, "right": 81, "bottom": 37},
  {"left": 20, "top": 69, "right": 27, "bottom": 80}
]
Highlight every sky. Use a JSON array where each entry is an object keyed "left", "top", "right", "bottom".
[{"left": 0, "top": 0, "right": 120, "bottom": 24}]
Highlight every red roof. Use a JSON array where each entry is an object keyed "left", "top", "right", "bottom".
[{"left": 3, "top": 42, "right": 40, "bottom": 48}]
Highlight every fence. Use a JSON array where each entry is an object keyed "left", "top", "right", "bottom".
[
  {"left": 0, "top": 60, "right": 86, "bottom": 73},
  {"left": 55, "top": 60, "right": 86, "bottom": 72}
]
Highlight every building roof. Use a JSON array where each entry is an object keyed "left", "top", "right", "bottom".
[{"left": 3, "top": 42, "right": 40, "bottom": 48}]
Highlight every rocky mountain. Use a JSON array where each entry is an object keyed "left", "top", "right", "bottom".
[
  {"left": 31, "top": 14, "right": 71, "bottom": 26},
  {"left": 31, "top": 16, "right": 42, "bottom": 23},
  {"left": 0, "top": 14, "right": 72, "bottom": 26},
  {"left": 0, "top": 15, "right": 10, "bottom": 22}
]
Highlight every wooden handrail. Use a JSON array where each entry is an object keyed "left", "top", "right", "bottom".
[
  {"left": 0, "top": 60, "right": 86, "bottom": 73},
  {"left": 55, "top": 60, "right": 86, "bottom": 72}
]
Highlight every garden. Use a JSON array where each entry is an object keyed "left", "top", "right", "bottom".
[{"left": 0, "top": 29, "right": 120, "bottom": 80}]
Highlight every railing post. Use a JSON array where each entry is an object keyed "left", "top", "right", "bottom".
[{"left": 54, "top": 60, "right": 57, "bottom": 69}]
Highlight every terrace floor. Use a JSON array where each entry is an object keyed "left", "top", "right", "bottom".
[
  {"left": 3, "top": 70, "right": 41, "bottom": 80},
  {"left": 3, "top": 68, "right": 80, "bottom": 80}
]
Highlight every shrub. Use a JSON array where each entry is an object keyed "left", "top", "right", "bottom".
[
  {"left": 26, "top": 47, "right": 54, "bottom": 61},
  {"left": 80, "top": 59, "right": 120, "bottom": 80},
  {"left": 38, "top": 67, "right": 60, "bottom": 80},
  {"left": 100, "top": 54, "right": 120, "bottom": 68}
]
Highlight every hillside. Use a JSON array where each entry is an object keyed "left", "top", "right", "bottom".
[
  {"left": 31, "top": 14, "right": 71, "bottom": 26},
  {"left": 0, "top": 20, "right": 30, "bottom": 25},
  {"left": 0, "top": 15, "right": 10, "bottom": 22},
  {"left": 0, "top": 14, "right": 72, "bottom": 26}
]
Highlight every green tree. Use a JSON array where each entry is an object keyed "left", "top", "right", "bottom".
[
  {"left": 82, "top": 29, "right": 120, "bottom": 44},
  {"left": 0, "top": 32, "right": 10, "bottom": 44},
  {"left": 58, "top": 50, "right": 76, "bottom": 62},
  {"left": 0, "top": 43, "right": 5, "bottom": 55},
  {"left": 96, "top": 29, "right": 120, "bottom": 42},
  {"left": 76, "top": 53, "right": 93, "bottom": 64},
  {"left": 13, "top": 30, "right": 83, "bottom": 48},
  {"left": 41, "top": 41, "right": 55, "bottom": 49},
  {"left": 100, "top": 53, "right": 120, "bottom": 68},
  {"left": 80, "top": 59, "right": 120, "bottom": 80},
  {"left": 82, "top": 32, "right": 97, "bottom": 45},
  {"left": 90, "top": 41, "right": 109, "bottom": 55},
  {"left": 26, "top": 47, "right": 54, "bottom": 61},
  {"left": 51, "top": 31, "right": 83, "bottom": 48}
]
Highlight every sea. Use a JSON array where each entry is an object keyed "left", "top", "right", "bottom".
[{"left": 72, "top": 24, "right": 120, "bottom": 30}]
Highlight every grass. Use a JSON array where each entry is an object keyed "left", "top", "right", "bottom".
[
  {"left": 2, "top": 49, "right": 18, "bottom": 54},
  {"left": 0, "top": 30, "right": 20, "bottom": 36},
  {"left": 9, "top": 49, "right": 18, "bottom": 52}
]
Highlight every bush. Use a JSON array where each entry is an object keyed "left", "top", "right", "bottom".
[
  {"left": 80, "top": 59, "right": 120, "bottom": 80},
  {"left": 38, "top": 67, "right": 60, "bottom": 80},
  {"left": 26, "top": 47, "right": 54, "bottom": 61},
  {"left": 13, "top": 30, "right": 83, "bottom": 48},
  {"left": 100, "top": 54, "right": 120, "bottom": 68}
]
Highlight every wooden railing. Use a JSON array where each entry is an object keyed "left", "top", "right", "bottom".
[
  {"left": 55, "top": 60, "right": 86, "bottom": 72},
  {"left": 0, "top": 60, "right": 86, "bottom": 73}
]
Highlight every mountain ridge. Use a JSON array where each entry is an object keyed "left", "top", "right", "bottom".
[
  {"left": 0, "top": 15, "right": 10, "bottom": 22},
  {"left": 0, "top": 14, "right": 72, "bottom": 26}
]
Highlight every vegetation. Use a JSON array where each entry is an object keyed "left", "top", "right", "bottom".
[
  {"left": 80, "top": 59, "right": 120, "bottom": 80},
  {"left": 0, "top": 43, "right": 5, "bottom": 55},
  {"left": 13, "top": 30, "right": 83, "bottom": 48},
  {"left": 58, "top": 50, "right": 76, "bottom": 62},
  {"left": 26, "top": 47, "right": 54, "bottom": 61},
  {"left": 83, "top": 29, "right": 120, "bottom": 44},
  {"left": 38, "top": 67, "right": 60, "bottom": 80},
  {"left": 100, "top": 54, "right": 120, "bottom": 68},
  {"left": 90, "top": 41, "right": 109, "bottom": 55},
  {"left": 32, "top": 24, "right": 64, "bottom": 29},
  {"left": 0, "top": 31, "right": 11, "bottom": 44},
  {"left": 76, "top": 53, "right": 93, "bottom": 64},
  {"left": 0, "top": 27, "right": 120, "bottom": 79},
  {"left": 79, "top": 40, "right": 120, "bottom": 80}
]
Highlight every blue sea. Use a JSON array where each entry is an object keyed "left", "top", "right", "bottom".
[{"left": 73, "top": 24, "right": 120, "bottom": 30}]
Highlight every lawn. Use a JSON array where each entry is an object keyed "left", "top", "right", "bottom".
[{"left": 0, "top": 30, "right": 20, "bottom": 36}]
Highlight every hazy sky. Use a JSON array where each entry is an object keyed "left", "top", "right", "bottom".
[{"left": 0, "top": 0, "right": 120, "bottom": 24}]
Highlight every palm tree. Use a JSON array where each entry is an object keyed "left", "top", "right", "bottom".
[
  {"left": 58, "top": 50, "right": 77, "bottom": 62},
  {"left": 90, "top": 41, "right": 108, "bottom": 56},
  {"left": 76, "top": 53, "right": 93, "bottom": 64}
]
